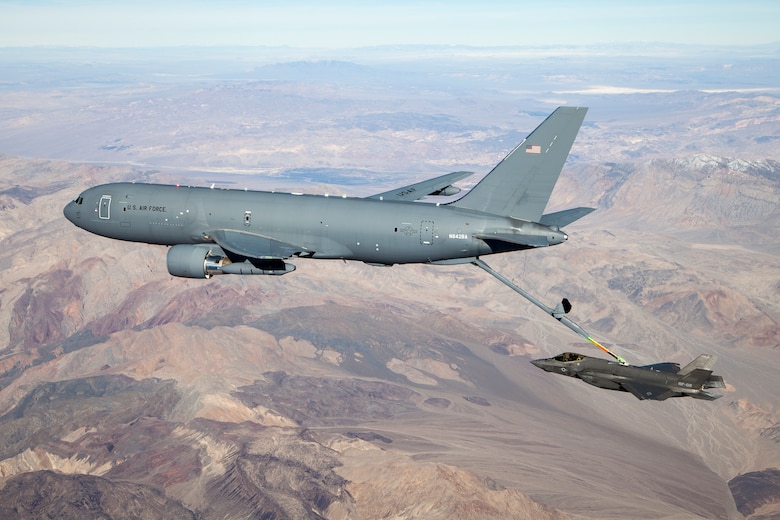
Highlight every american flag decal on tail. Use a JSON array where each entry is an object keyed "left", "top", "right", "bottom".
[{"left": 525, "top": 144, "right": 541, "bottom": 154}]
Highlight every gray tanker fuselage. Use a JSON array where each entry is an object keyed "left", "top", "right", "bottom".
[
  {"left": 66, "top": 183, "right": 561, "bottom": 265},
  {"left": 64, "top": 106, "right": 591, "bottom": 278}
]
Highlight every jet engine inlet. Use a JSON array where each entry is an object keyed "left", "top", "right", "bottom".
[
  {"left": 167, "top": 244, "right": 227, "bottom": 278},
  {"left": 166, "top": 244, "right": 297, "bottom": 278}
]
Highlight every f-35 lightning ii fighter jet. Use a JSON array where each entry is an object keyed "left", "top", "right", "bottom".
[{"left": 531, "top": 352, "right": 725, "bottom": 401}]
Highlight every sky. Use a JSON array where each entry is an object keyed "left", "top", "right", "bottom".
[{"left": 0, "top": 0, "right": 777, "bottom": 48}]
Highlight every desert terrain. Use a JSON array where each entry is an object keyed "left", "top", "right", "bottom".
[{"left": 0, "top": 45, "right": 778, "bottom": 519}]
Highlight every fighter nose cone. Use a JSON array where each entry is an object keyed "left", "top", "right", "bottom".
[{"left": 531, "top": 358, "right": 561, "bottom": 373}]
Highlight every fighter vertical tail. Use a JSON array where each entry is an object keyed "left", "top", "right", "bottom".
[
  {"left": 678, "top": 354, "right": 718, "bottom": 376},
  {"left": 451, "top": 106, "right": 588, "bottom": 221},
  {"left": 678, "top": 354, "right": 724, "bottom": 400}
]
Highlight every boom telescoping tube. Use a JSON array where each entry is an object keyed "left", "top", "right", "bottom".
[{"left": 472, "top": 258, "right": 627, "bottom": 364}]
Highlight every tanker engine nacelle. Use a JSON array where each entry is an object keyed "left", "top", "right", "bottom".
[{"left": 166, "top": 244, "right": 296, "bottom": 278}]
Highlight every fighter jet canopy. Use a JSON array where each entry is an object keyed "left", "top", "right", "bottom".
[{"left": 553, "top": 352, "right": 586, "bottom": 362}]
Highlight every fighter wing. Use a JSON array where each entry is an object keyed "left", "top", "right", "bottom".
[
  {"left": 211, "top": 229, "right": 306, "bottom": 260},
  {"left": 368, "top": 171, "right": 473, "bottom": 201},
  {"left": 621, "top": 382, "right": 676, "bottom": 401}
]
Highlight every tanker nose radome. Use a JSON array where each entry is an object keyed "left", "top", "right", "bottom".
[
  {"left": 64, "top": 194, "right": 85, "bottom": 225},
  {"left": 63, "top": 201, "right": 77, "bottom": 224}
]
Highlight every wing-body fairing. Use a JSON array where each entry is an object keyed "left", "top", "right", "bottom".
[{"left": 211, "top": 229, "right": 305, "bottom": 259}]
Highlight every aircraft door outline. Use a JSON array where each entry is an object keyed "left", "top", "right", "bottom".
[
  {"left": 99, "top": 195, "right": 112, "bottom": 220},
  {"left": 420, "top": 220, "right": 434, "bottom": 245}
]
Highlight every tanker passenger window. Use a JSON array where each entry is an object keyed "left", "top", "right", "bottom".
[{"left": 99, "top": 195, "right": 111, "bottom": 220}]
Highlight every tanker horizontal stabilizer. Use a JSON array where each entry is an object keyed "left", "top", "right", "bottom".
[{"left": 539, "top": 207, "right": 595, "bottom": 228}]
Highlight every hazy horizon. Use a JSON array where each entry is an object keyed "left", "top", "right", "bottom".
[{"left": 2, "top": 1, "right": 778, "bottom": 48}]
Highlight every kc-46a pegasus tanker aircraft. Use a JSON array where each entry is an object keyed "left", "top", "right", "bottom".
[{"left": 64, "top": 107, "right": 592, "bottom": 278}]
